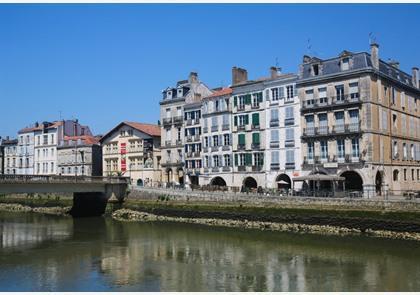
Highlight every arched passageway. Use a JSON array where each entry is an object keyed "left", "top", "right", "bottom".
[
  {"left": 276, "top": 174, "right": 291, "bottom": 190},
  {"left": 211, "top": 177, "right": 227, "bottom": 187},
  {"left": 137, "top": 179, "right": 144, "bottom": 187},
  {"left": 341, "top": 171, "right": 363, "bottom": 191},
  {"left": 166, "top": 168, "right": 173, "bottom": 183},
  {"left": 177, "top": 169, "right": 184, "bottom": 185},
  {"left": 243, "top": 177, "right": 258, "bottom": 189}
]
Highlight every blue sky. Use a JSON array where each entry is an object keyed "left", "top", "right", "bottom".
[{"left": 0, "top": 4, "right": 419, "bottom": 137}]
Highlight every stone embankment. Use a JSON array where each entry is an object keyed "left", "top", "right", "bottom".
[
  {"left": 112, "top": 208, "right": 420, "bottom": 241},
  {"left": 0, "top": 203, "right": 71, "bottom": 215}
]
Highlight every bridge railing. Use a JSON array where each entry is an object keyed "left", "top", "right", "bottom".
[{"left": 0, "top": 174, "right": 129, "bottom": 185}]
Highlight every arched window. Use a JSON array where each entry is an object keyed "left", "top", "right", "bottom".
[{"left": 393, "top": 169, "right": 399, "bottom": 181}]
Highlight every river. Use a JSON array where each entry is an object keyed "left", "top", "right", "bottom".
[{"left": 0, "top": 211, "right": 419, "bottom": 291}]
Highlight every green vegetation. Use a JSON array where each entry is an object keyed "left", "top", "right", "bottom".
[{"left": 0, "top": 194, "right": 72, "bottom": 208}]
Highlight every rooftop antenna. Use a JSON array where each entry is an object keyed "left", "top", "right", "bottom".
[
  {"left": 59, "top": 110, "right": 62, "bottom": 120},
  {"left": 369, "top": 32, "right": 377, "bottom": 44},
  {"left": 275, "top": 57, "right": 279, "bottom": 68}
]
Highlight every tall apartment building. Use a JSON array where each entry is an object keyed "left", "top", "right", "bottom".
[
  {"left": 100, "top": 121, "right": 161, "bottom": 187},
  {"left": 200, "top": 87, "right": 233, "bottom": 187},
  {"left": 297, "top": 43, "right": 420, "bottom": 196},
  {"left": 34, "top": 120, "right": 92, "bottom": 175},
  {"left": 160, "top": 72, "right": 212, "bottom": 185},
  {"left": 2, "top": 137, "right": 18, "bottom": 174},
  {"left": 16, "top": 126, "right": 36, "bottom": 175},
  {"left": 0, "top": 138, "right": 4, "bottom": 174},
  {"left": 184, "top": 101, "right": 202, "bottom": 185},
  {"left": 263, "top": 70, "right": 303, "bottom": 190},
  {"left": 57, "top": 135, "right": 102, "bottom": 176}
]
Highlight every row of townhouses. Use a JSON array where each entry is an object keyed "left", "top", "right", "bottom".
[
  {"left": 160, "top": 43, "right": 420, "bottom": 196},
  {"left": 1, "top": 43, "right": 419, "bottom": 198}
]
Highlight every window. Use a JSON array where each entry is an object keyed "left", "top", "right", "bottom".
[
  {"left": 411, "top": 144, "right": 415, "bottom": 160},
  {"left": 341, "top": 57, "right": 349, "bottom": 71},
  {"left": 252, "top": 113, "right": 260, "bottom": 127},
  {"left": 307, "top": 142, "right": 314, "bottom": 160},
  {"left": 223, "top": 134, "right": 230, "bottom": 146},
  {"left": 285, "top": 128, "right": 294, "bottom": 145},
  {"left": 393, "top": 141, "right": 398, "bottom": 158},
  {"left": 349, "top": 82, "right": 359, "bottom": 99},
  {"left": 318, "top": 87, "right": 327, "bottom": 104},
  {"left": 404, "top": 169, "right": 407, "bottom": 181},
  {"left": 252, "top": 133, "right": 260, "bottom": 145},
  {"left": 318, "top": 113, "right": 328, "bottom": 134},
  {"left": 213, "top": 155, "right": 219, "bottom": 167},
  {"left": 50, "top": 162, "right": 54, "bottom": 173},
  {"left": 222, "top": 114, "right": 229, "bottom": 126},
  {"left": 239, "top": 154, "right": 246, "bottom": 166},
  {"left": 391, "top": 87, "right": 396, "bottom": 105},
  {"left": 224, "top": 154, "right": 231, "bottom": 167},
  {"left": 271, "top": 130, "right": 279, "bottom": 143},
  {"left": 352, "top": 138, "right": 359, "bottom": 158},
  {"left": 382, "top": 109, "right": 388, "bottom": 131},
  {"left": 271, "top": 109, "right": 279, "bottom": 122},
  {"left": 254, "top": 153, "right": 264, "bottom": 166},
  {"left": 177, "top": 107, "right": 182, "bottom": 116},
  {"left": 238, "top": 134, "right": 246, "bottom": 147},
  {"left": 401, "top": 92, "right": 406, "bottom": 109},
  {"left": 252, "top": 92, "right": 263, "bottom": 106},
  {"left": 212, "top": 135, "right": 219, "bottom": 146},
  {"left": 335, "top": 85, "right": 345, "bottom": 101},
  {"left": 271, "top": 88, "right": 279, "bottom": 101},
  {"left": 286, "top": 150, "right": 295, "bottom": 165},
  {"left": 177, "top": 128, "right": 181, "bottom": 140},
  {"left": 204, "top": 136, "right": 209, "bottom": 148},
  {"left": 212, "top": 117, "right": 218, "bottom": 128},
  {"left": 320, "top": 141, "right": 328, "bottom": 159},
  {"left": 403, "top": 143, "right": 407, "bottom": 160},
  {"left": 393, "top": 169, "right": 399, "bottom": 181},
  {"left": 337, "top": 139, "right": 345, "bottom": 159},
  {"left": 312, "top": 64, "right": 319, "bottom": 76},
  {"left": 285, "top": 107, "right": 294, "bottom": 125},
  {"left": 43, "top": 135, "right": 48, "bottom": 145},
  {"left": 286, "top": 85, "right": 294, "bottom": 100},
  {"left": 271, "top": 151, "right": 279, "bottom": 164},
  {"left": 305, "top": 89, "right": 314, "bottom": 106},
  {"left": 392, "top": 113, "right": 397, "bottom": 129},
  {"left": 335, "top": 112, "right": 345, "bottom": 131}
]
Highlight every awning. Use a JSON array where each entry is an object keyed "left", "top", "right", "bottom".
[{"left": 293, "top": 174, "right": 345, "bottom": 182}]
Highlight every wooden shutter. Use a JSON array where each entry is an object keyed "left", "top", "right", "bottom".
[
  {"left": 245, "top": 153, "right": 252, "bottom": 166},
  {"left": 234, "top": 116, "right": 238, "bottom": 126},
  {"left": 244, "top": 114, "right": 249, "bottom": 125},
  {"left": 234, "top": 96, "right": 237, "bottom": 106},
  {"left": 234, "top": 154, "right": 238, "bottom": 166},
  {"left": 252, "top": 133, "right": 260, "bottom": 144},
  {"left": 252, "top": 113, "right": 259, "bottom": 126}
]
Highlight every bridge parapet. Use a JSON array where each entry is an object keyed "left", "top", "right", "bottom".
[{"left": 0, "top": 175, "right": 129, "bottom": 185}]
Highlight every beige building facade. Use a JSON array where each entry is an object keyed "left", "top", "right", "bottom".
[
  {"left": 297, "top": 44, "right": 420, "bottom": 197},
  {"left": 100, "top": 122, "right": 162, "bottom": 187}
]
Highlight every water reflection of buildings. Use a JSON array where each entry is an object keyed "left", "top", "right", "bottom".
[
  {"left": 98, "top": 222, "right": 420, "bottom": 292},
  {"left": 0, "top": 214, "right": 73, "bottom": 250}
]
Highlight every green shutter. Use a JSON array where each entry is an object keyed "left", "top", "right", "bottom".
[
  {"left": 258, "top": 92, "right": 263, "bottom": 102},
  {"left": 245, "top": 153, "right": 252, "bottom": 166},
  {"left": 234, "top": 116, "right": 238, "bottom": 126},
  {"left": 245, "top": 94, "right": 251, "bottom": 105},
  {"left": 244, "top": 114, "right": 249, "bottom": 125},
  {"left": 239, "top": 134, "right": 245, "bottom": 145},
  {"left": 252, "top": 113, "right": 259, "bottom": 126},
  {"left": 252, "top": 133, "right": 260, "bottom": 144},
  {"left": 234, "top": 154, "right": 238, "bottom": 166},
  {"left": 234, "top": 96, "right": 237, "bottom": 107}
]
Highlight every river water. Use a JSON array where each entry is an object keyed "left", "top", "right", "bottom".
[{"left": 0, "top": 211, "right": 420, "bottom": 292}]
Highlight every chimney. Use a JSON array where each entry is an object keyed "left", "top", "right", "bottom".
[
  {"left": 389, "top": 60, "right": 400, "bottom": 69},
  {"left": 34, "top": 122, "right": 39, "bottom": 127},
  {"left": 232, "top": 67, "right": 248, "bottom": 85},
  {"left": 188, "top": 72, "right": 198, "bottom": 84},
  {"left": 413, "top": 67, "right": 419, "bottom": 89},
  {"left": 303, "top": 55, "right": 311, "bottom": 63},
  {"left": 270, "top": 66, "right": 282, "bottom": 79},
  {"left": 370, "top": 43, "right": 379, "bottom": 70}
]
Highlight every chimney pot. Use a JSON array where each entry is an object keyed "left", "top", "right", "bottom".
[
  {"left": 270, "top": 66, "right": 282, "bottom": 79},
  {"left": 370, "top": 43, "right": 379, "bottom": 70},
  {"left": 389, "top": 60, "right": 400, "bottom": 69},
  {"left": 412, "top": 67, "right": 419, "bottom": 89},
  {"left": 232, "top": 67, "right": 248, "bottom": 85}
]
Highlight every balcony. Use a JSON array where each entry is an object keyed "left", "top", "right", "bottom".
[
  {"left": 203, "top": 147, "right": 209, "bottom": 153},
  {"left": 251, "top": 143, "right": 261, "bottom": 150},
  {"left": 222, "top": 145, "right": 230, "bottom": 151},
  {"left": 211, "top": 146, "right": 219, "bottom": 152},
  {"left": 194, "top": 118, "right": 200, "bottom": 125},
  {"left": 163, "top": 118, "right": 172, "bottom": 126},
  {"left": 237, "top": 125, "right": 246, "bottom": 131},
  {"left": 270, "top": 119, "right": 279, "bottom": 127},
  {"left": 161, "top": 159, "right": 183, "bottom": 168},
  {"left": 285, "top": 140, "right": 295, "bottom": 147},
  {"left": 332, "top": 124, "right": 345, "bottom": 133},
  {"left": 237, "top": 144, "right": 246, "bottom": 151},
  {"left": 203, "top": 127, "right": 208, "bottom": 133},
  {"left": 284, "top": 118, "right": 295, "bottom": 126},
  {"left": 285, "top": 162, "right": 295, "bottom": 170},
  {"left": 222, "top": 166, "right": 231, "bottom": 172},
  {"left": 222, "top": 124, "right": 230, "bottom": 131},
  {"left": 270, "top": 141, "right": 280, "bottom": 148},
  {"left": 270, "top": 163, "right": 280, "bottom": 170},
  {"left": 237, "top": 166, "right": 246, "bottom": 172},
  {"left": 173, "top": 116, "right": 183, "bottom": 125},
  {"left": 193, "top": 134, "right": 200, "bottom": 142},
  {"left": 237, "top": 105, "right": 245, "bottom": 111},
  {"left": 252, "top": 165, "right": 263, "bottom": 172},
  {"left": 186, "top": 136, "right": 193, "bottom": 142},
  {"left": 175, "top": 139, "right": 183, "bottom": 147},
  {"left": 212, "top": 167, "right": 220, "bottom": 173},
  {"left": 164, "top": 140, "right": 172, "bottom": 147},
  {"left": 186, "top": 119, "right": 193, "bottom": 126},
  {"left": 302, "top": 94, "right": 362, "bottom": 113},
  {"left": 251, "top": 104, "right": 260, "bottom": 109},
  {"left": 316, "top": 126, "right": 329, "bottom": 135},
  {"left": 251, "top": 124, "right": 260, "bottom": 130},
  {"left": 211, "top": 125, "right": 218, "bottom": 132}
]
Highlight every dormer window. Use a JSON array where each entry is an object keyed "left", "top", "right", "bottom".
[
  {"left": 167, "top": 91, "right": 172, "bottom": 99},
  {"left": 341, "top": 57, "right": 350, "bottom": 71},
  {"left": 312, "top": 64, "right": 319, "bottom": 76}
]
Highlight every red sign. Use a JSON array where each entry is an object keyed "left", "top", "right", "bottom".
[
  {"left": 121, "top": 158, "right": 126, "bottom": 172},
  {"left": 120, "top": 143, "right": 126, "bottom": 155}
]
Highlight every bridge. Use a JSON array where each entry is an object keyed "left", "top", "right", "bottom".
[{"left": 0, "top": 175, "right": 130, "bottom": 217}]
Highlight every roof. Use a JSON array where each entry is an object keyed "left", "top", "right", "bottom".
[
  {"left": 1, "top": 138, "right": 18, "bottom": 145},
  {"left": 100, "top": 121, "right": 161, "bottom": 143},
  {"left": 18, "top": 121, "right": 63, "bottom": 134},
  {"left": 293, "top": 174, "right": 345, "bottom": 181},
  {"left": 63, "top": 135, "right": 100, "bottom": 145},
  {"left": 124, "top": 122, "right": 161, "bottom": 137},
  {"left": 207, "top": 87, "right": 232, "bottom": 98}
]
